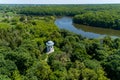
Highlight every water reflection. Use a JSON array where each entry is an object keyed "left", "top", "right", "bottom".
[{"left": 55, "top": 17, "right": 119, "bottom": 38}]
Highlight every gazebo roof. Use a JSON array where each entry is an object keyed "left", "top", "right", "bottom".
[{"left": 46, "top": 41, "right": 54, "bottom": 46}]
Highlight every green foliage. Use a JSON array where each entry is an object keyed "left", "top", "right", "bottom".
[
  {"left": 0, "top": 4, "right": 119, "bottom": 80},
  {"left": 26, "top": 61, "right": 52, "bottom": 80},
  {"left": 73, "top": 11, "right": 120, "bottom": 29},
  {"left": 103, "top": 51, "right": 120, "bottom": 80},
  {"left": 0, "top": 75, "right": 11, "bottom": 80}
]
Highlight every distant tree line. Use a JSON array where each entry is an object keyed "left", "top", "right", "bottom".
[
  {"left": 73, "top": 11, "right": 120, "bottom": 29},
  {"left": 2, "top": 4, "right": 120, "bottom": 16}
]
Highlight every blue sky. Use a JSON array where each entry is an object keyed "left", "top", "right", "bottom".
[{"left": 0, "top": 0, "right": 120, "bottom": 4}]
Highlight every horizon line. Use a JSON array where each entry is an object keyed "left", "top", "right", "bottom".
[{"left": 0, "top": 3, "right": 120, "bottom": 5}]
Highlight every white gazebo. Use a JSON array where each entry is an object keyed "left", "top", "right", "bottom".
[{"left": 46, "top": 41, "right": 54, "bottom": 54}]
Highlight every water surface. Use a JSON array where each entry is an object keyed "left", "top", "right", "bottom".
[{"left": 55, "top": 17, "right": 120, "bottom": 38}]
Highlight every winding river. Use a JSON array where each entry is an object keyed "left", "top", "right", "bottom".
[{"left": 55, "top": 17, "right": 120, "bottom": 38}]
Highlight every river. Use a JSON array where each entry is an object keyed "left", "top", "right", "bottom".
[{"left": 55, "top": 17, "right": 120, "bottom": 39}]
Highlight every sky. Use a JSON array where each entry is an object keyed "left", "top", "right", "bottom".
[{"left": 0, "top": 0, "right": 120, "bottom": 4}]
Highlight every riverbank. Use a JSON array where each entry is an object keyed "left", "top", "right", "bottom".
[{"left": 55, "top": 17, "right": 120, "bottom": 39}]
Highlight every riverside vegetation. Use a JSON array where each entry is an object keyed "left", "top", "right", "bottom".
[{"left": 0, "top": 4, "right": 120, "bottom": 80}]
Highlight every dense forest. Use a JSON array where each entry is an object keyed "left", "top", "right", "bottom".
[
  {"left": 0, "top": 4, "right": 120, "bottom": 80},
  {"left": 73, "top": 11, "right": 120, "bottom": 29},
  {"left": 2, "top": 4, "right": 120, "bottom": 29}
]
